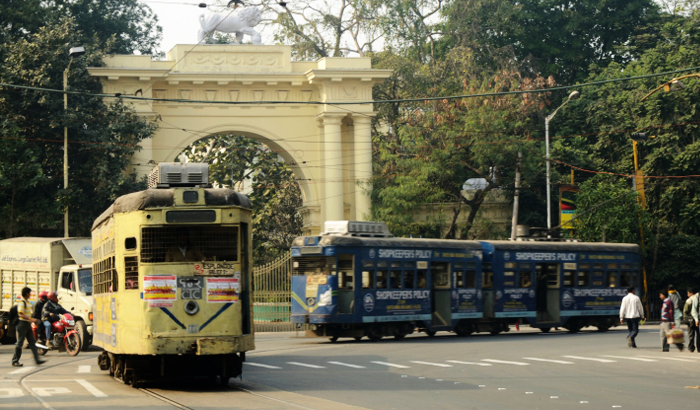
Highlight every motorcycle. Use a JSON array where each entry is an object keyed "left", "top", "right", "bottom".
[{"left": 31, "top": 313, "right": 82, "bottom": 356}]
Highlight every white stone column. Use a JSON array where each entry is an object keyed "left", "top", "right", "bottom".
[
  {"left": 322, "top": 116, "right": 344, "bottom": 221},
  {"left": 353, "top": 116, "right": 373, "bottom": 220}
]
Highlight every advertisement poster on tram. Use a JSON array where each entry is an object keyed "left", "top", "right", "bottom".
[
  {"left": 144, "top": 275, "right": 177, "bottom": 307},
  {"left": 206, "top": 276, "right": 240, "bottom": 303}
]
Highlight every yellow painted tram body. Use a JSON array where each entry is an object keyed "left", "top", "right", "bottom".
[{"left": 92, "top": 163, "right": 254, "bottom": 386}]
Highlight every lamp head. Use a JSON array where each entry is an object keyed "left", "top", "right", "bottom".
[
  {"left": 630, "top": 132, "right": 649, "bottom": 142},
  {"left": 567, "top": 91, "right": 580, "bottom": 101},
  {"left": 69, "top": 46, "right": 85, "bottom": 58}
]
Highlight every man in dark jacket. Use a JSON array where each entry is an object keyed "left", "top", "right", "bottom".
[
  {"left": 41, "top": 292, "right": 68, "bottom": 343},
  {"left": 32, "top": 291, "right": 48, "bottom": 342}
]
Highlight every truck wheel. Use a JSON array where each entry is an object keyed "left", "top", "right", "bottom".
[{"left": 75, "top": 320, "right": 90, "bottom": 350}]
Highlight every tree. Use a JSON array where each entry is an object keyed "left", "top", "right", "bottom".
[
  {"left": 180, "top": 135, "right": 302, "bottom": 264},
  {"left": 0, "top": 20, "right": 157, "bottom": 238},
  {"left": 442, "top": 0, "right": 660, "bottom": 84}
]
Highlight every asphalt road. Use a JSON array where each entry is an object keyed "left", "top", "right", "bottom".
[{"left": 0, "top": 325, "right": 698, "bottom": 409}]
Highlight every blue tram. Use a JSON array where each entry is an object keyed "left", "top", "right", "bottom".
[{"left": 291, "top": 221, "right": 642, "bottom": 341}]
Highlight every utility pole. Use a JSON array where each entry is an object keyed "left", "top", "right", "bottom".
[{"left": 510, "top": 152, "right": 522, "bottom": 240}]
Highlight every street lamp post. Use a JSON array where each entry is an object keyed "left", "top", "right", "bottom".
[
  {"left": 544, "top": 90, "right": 580, "bottom": 237},
  {"left": 63, "top": 46, "right": 85, "bottom": 238}
]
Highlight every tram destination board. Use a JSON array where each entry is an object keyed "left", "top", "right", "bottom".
[{"left": 194, "top": 262, "right": 236, "bottom": 276}]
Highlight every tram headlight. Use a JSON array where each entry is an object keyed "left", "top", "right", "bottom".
[{"left": 185, "top": 301, "right": 199, "bottom": 315}]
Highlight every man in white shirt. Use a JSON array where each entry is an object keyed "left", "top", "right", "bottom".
[
  {"left": 619, "top": 286, "right": 645, "bottom": 348},
  {"left": 685, "top": 288, "right": 699, "bottom": 352}
]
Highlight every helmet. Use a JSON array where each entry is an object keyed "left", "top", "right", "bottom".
[
  {"left": 39, "top": 291, "right": 48, "bottom": 301},
  {"left": 47, "top": 292, "right": 58, "bottom": 303}
]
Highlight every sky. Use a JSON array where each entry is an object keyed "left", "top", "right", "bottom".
[{"left": 141, "top": 1, "right": 208, "bottom": 55}]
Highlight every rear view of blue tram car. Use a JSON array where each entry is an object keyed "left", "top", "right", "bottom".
[
  {"left": 480, "top": 241, "right": 642, "bottom": 333},
  {"left": 291, "top": 221, "right": 484, "bottom": 341}
]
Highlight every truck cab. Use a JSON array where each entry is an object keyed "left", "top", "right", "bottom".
[{"left": 56, "top": 264, "right": 93, "bottom": 347}]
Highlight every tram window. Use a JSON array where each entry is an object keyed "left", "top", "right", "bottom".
[
  {"left": 546, "top": 265, "right": 559, "bottom": 287},
  {"left": 465, "top": 270, "right": 476, "bottom": 288},
  {"left": 125, "top": 256, "right": 139, "bottom": 290},
  {"left": 416, "top": 270, "right": 427, "bottom": 288},
  {"left": 520, "top": 263, "right": 532, "bottom": 269},
  {"left": 293, "top": 257, "right": 335, "bottom": 275},
  {"left": 621, "top": 264, "right": 632, "bottom": 270},
  {"left": 391, "top": 261, "right": 401, "bottom": 268},
  {"left": 377, "top": 269, "right": 388, "bottom": 289},
  {"left": 362, "top": 271, "right": 373, "bottom": 289},
  {"left": 577, "top": 271, "right": 589, "bottom": 286},
  {"left": 125, "top": 237, "right": 137, "bottom": 251},
  {"left": 579, "top": 263, "right": 590, "bottom": 269},
  {"left": 593, "top": 263, "right": 604, "bottom": 270},
  {"left": 454, "top": 262, "right": 465, "bottom": 269},
  {"left": 141, "top": 226, "right": 239, "bottom": 262},
  {"left": 606, "top": 272, "right": 618, "bottom": 287},
  {"left": 592, "top": 271, "right": 604, "bottom": 286},
  {"left": 390, "top": 270, "right": 402, "bottom": 288},
  {"left": 363, "top": 260, "right": 375, "bottom": 268},
  {"left": 505, "top": 262, "right": 517, "bottom": 269},
  {"left": 377, "top": 261, "right": 388, "bottom": 268},
  {"left": 483, "top": 273, "right": 493, "bottom": 289},
  {"left": 620, "top": 271, "right": 632, "bottom": 287},
  {"left": 403, "top": 270, "right": 415, "bottom": 289},
  {"left": 563, "top": 270, "right": 575, "bottom": 287},
  {"left": 608, "top": 263, "right": 618, "bottom": 270},
  {"left": 404, "top": 261, "right": 416, "bottom": 269},
  {"left": 521, "top": 271, "right": 532, "bottom": 288},
  {"left": 504, "top": 270, "right": 516, "bottom": 287},
  {"left": 454, "top": 271, "right": 464, "bottom": 288},
  {"left": 339, "top": 271, "right": 354, "bottom": 289}
]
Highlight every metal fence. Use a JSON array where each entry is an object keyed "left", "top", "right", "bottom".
[{"left": 252, "top": 251, "right": 301, "bottom": 332}]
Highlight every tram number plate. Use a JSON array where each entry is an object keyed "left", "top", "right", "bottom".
[{"left": 178, "top": 277, "right": 204, "bottom": 300}]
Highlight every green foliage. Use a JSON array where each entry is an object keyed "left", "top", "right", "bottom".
[
  {"left": 649, "top": 234, "right": 700, "bottom": 290},
  {"left": 573, "top": 175, "right": 652, "bottom": 245},
  {"left": 180, "top": 135, "right": 302, "bottom": 264},
  {"left": 0, "top": 20, "right": 157, "bottom": 238}
]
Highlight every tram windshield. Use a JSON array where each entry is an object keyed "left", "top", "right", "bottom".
[
  {"left": 141, "top": 226, "right": 239, "bottom": 263},
  {"left": 293, "top": 257, "right": 335, "bottom": 275}
]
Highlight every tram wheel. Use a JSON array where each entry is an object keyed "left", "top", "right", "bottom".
[
  {"left": 596, "top": 325, "right": 610, "bottom": 332},
  {"left": 329, "top": 336, "right": 339, "bottom": 343},
  {"left": 394, "top": 333, "right": 406, "bottom": 340},
  {"left": 354, "top": 336, "right": 363, "bottom": 341},
  {"left": 425, "top": 330, "right": 436, "bottom": 337},
  {"left": 539, "top": 327, "right": 551, "bottom": 333}
]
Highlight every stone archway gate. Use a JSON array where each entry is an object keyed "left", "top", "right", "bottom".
[{"left": 87, "top": 45, "right": 392, "bottom": 234}]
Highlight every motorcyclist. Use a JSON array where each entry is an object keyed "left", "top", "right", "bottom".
[
  {"left": 41, "top": 292, "right": 68, "bottom": 343},
  {"left": 32, "top": 291, "right": 49, "bottom": 342}
]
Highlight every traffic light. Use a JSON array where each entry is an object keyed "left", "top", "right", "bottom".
[{"left": 631, "top": 133, "right": 649, "bottom": 142}]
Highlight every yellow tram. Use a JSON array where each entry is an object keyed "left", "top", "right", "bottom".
[{"left": 92, "top": 163, "right": 254, "bottom": 386}]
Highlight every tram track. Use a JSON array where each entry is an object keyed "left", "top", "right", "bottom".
[{"left": 17, "top": 355, "right": 95, "bottom": 410}]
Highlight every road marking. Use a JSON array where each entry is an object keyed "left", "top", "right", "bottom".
[
  {"left": 637, "top": 356, "right": 697, "bottom": 363},
  {"left": 76, "top": 380, "right": 107, "bottom": 397},
  {"left": 9, "top": 366, "right": 36, "bottom": 375},
  {"left": 327, "top": 361, "right": 366, "bottom": 369},
  {"left": 600, "top": 355, "right": 657, "bottom": 362},
  {"left": 286, "top": 362, "right": 325, "bottom": 369},
  {"left": 562, "top": 356, "right": 616, "bottom": 363},
  {"left": 245, "top": 362, "right": 283, "bottom": 369},
  {"left": 0, "top": 388, "right": 23, "bottom": 398},
  {"left": 410, "top": 361, "right": 453, "bottom": 368},
  {"left": 482, "top": 359, "right": 530, "bottom": 366},
  {"left": 77, "top": 365, "right": 91, "bottom": 373},
  {"left": 32, "top": 387, "right": 71, "bottom": 397},
  {"left": 522, "top": 357, "right": 574, "bottom": 364},
  {"left": 371, "top": 361, "right": 410, "bottom": 369},
  {"left": 446, "top": 360, "right": 492, "bottom": 367}
]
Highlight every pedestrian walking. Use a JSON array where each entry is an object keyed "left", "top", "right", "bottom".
[
  {"left": 12, "top": 287, "right": 46, "bottom": 367},
  {"left": 619, "top": 286, "right": 645, "bottom": 348},
  {"left": 668, "top": 285, "right": 683, "bottom": 327},
  {"left": 660, "top": 290, "right": 684, "bottom": 352},
  {"left": 685, "top": 288, "right": 699, "bottom": 353}
]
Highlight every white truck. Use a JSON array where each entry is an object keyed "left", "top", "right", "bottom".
[{"left": 0, "top": 238, "right": 93, "bottom": 349}]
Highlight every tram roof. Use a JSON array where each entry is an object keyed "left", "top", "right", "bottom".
[
  {"left": 479, "top": 240, "right": 640, "bottom": 253},
  {"left": 293, "top": 235, "right": 483, "bottom": 250},
  {"left": 92, "top": 188, "right": 252, "bottom": 230}
]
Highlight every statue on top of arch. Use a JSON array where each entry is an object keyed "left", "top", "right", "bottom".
[{"left": 198, "top": 0, "right": 263, "bottom": 45}]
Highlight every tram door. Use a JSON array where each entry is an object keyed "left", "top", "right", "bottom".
[
  {"left": 535, "top": 263, "right": 560, "bottom": 322},
  {"left": 430, "top": 262, "right": 451, "bottom": 326}
]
